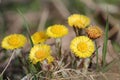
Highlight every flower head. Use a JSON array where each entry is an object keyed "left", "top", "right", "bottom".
[
  {"left": 31, "top": 31, "right": 48, "bottom": 44},
  {"left": 68, "top": 14, "right": 90, "bottom": 28},
  {"left": 86, "top": 26, "right": 103, "bottom": 39},
  {"left": 1, "top": 34, "right": 27, "bottom": 50},
  {"left": 46, "top": 24, "right": 68, "bottom": 38},
  {"left": 29, "top": 44, "right": 53, "bottom": 64},
  {"left": 70, "top": 36, "right": 95, "bottom": 58}
]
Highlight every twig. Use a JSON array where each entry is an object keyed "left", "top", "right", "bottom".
[
  {"left": 0, "top": 50, "right": 15, "bottom": 76},
  {"left": 37, "top": 7, "right": 49, "bottom": 31},
  {"left": 51, "top": 0, "right": 70, "bottom": 19},
  {"left": 53, "top": 68, "right": 92, "bottom": 80},
  {"left": 100, "top": 72, "right": 108, "bottom": 80}
]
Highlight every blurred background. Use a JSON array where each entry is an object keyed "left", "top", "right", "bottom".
[
  {"left": 0, "top": 0, "right": 120, "bottom": 79},
  {"left": 0, "top": 0, "right": 120, "bottom": 43}
]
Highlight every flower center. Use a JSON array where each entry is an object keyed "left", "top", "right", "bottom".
[
  {"left": 35, "top": 50, "right": 46, "bottom": 59},
  {"left": 8, "top": 37, "right": 20, "bottom": 46},
  {"left": 77, "top": 42, "right": 88, "bottom": 52},
  {"left": 91, "top": 29, "right": 98, "bottom": 34},
  {"left": 51, "top": 26, "right": 63, "bottom": 34}
]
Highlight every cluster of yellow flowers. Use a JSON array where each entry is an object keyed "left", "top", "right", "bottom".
[
  {"left": 1, "top": 24, "right": 68, "bottom": 64},
  {"left": 1, "top": 13, "right": 102, "bottom": 65},
  {"left": 68, "top": 14, "right": 102, "bottom": 58}
]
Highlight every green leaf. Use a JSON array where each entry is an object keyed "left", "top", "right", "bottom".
[
  {"left": 17, "top": 9, "right": 34, "bottom": 47},
  {"left": 102, "top": 14, "right": 109, "bottom": 70},
  {"left": 102, "top": 59, "right": 118, "bottom": 72},
  {"left": 29, "top": 63, "right": 37, "bottom": 74}
]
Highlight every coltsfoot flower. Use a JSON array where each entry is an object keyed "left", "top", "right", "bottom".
[
  {"left": 29, "top": 44, "right": 53, "bottom": 64},
  {"left": 46, "top": 24, "right": 68, "bottom": 38},
  {"left": 70, "top": 36, "right": 95, "bottom": 58},
  {"left": 1, "top": 34, "right": 27, "bottom": 50},
  {"left": 86, "top": 26, "right": 103, "bottom": 39},
  {"left": 68, "top": 14, "right": 90, "bottom": 29},
  {"left": 31, "top": 31, "right": 48, "bottom": 44}
]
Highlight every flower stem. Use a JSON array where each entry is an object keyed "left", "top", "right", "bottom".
[
  {"left": 73, "top": 26, "right": 82, "bottom": 36},
  {"left": 82, "top": 58, "right": 90, "bottom": 74},
  {"left": 73, "top": 26, "right": 78, "bottom": 36},
  {"left": 95, "top": 40, "right": 100, "bottom": 71},
  {"left": 55, "top": 38, "right": 62, "bottom": 59}
]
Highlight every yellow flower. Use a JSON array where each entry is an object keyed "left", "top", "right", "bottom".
[
  {"left": 46, "top": 24, "right": 68, "bottom": 38},
  {"left": 68, "top": 14, "right": 90, "bottom": 28},
  {"left": 29, "top": 44, "right": 52, "bottom": 64},
  {"left": 1, "top": 34, "right": 27, "bottom": 50},
  {"left": 86, "top": 26, "right": 103, "bottom": 39},
  {"left": 31, "top": 31, "right": 48, "bottom": 44},
  {"left": 70, "top": 36, "right": 95, "bottom": 58},
  {"left": 46, "top": 56, "right": 54, "bottom": 64}
]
